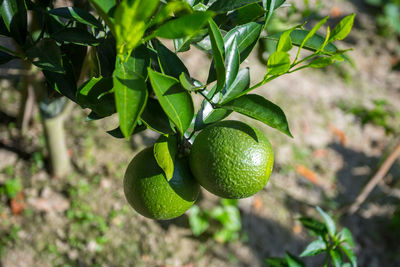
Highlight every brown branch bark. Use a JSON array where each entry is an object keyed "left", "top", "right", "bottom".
[{"left": 346, "top": 138, "right": 400, "bottom": 214}]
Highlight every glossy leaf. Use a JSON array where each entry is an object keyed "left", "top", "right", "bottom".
[
  {"left": 226, "top": 3, "right": 265, "bottom": 25},
  {"left": 47, "top": 7, "right": 103, "bottom": 28},
  {"left": 0, "top": 0, "right": 27, "bottom": 45},
  {"left": 224, "top": 22, "right": 263, "bottom": 62},
  {"left": 151, "top": 1, "right": 192, "bottom": 26},
  {"left": 267, "top": 51, "right": 291, "bottom": 75},
  {"left": 107, "top": 123, "right": 147, "bottom": 139},
  {"left": 77, "top": 77, "right": 115, "bottom": 117},
  {"left": 114, "top": 0, "right": 159, "bottom": 57},
  {"left": 224, "top": 36, "right": 240, "bottom": 90},
  {"left": 209, "top": 0, "right": 258, "bottom": 12},
  {"left": 329, "top": 14, "right": 355, "bottom": 42},
  {"left": 316, "top": 206, "right": 336, "bottom": 237},
  {"left": 330, "top": 249, "right": 343, "bottom": 267},
  {"left": 148, "top": 69, "right": 194, "bottom": 135},
  {"left": 300, "top": 239, "right": 327, "bottom": 257},
  {"left": 113, "top": 57, "right": 148, "bottom": 138},
  {"left": 96, "top": 34, "right": 116, "bottom": 77},
  {"left": 277, "top": 28, "right": 295, "bottom": 52},
  {"left": 299, "top": 217, "right": 326, "bottom": 236},
  {"left": 286, "top": 252, "right": 306, "bottom": 267},
  {"left": 265, "top": 0, "right": 276, "bottom": 26},
  {"left": 298, "top": 16, "right": 329, "bottom": 54},
  {"left": 195, "top": 101, "right": 232, "bottom": 130},
  {"left": 179, "top": 72, "right": 203, "bottom": 91},
  {"left": 130, "top": 44, "right": 151, "bottom": 79},
  {"left": 43, "top": 55, "right": 77, "bottom": 101},
  {"left": 154, "top": 11, "right": 213, "bottom": 39},
  {"left": 208, "top": 19, "right": 225, "bottom": 92},
  {"left": 154, "top": 134, "right": 178, "bottom": 181},
  {"left": 155, "top": 40, "right": 189, "bottom": 79},
  {"left": 269, "top": 29, "right": 342, "bottom": 54},
  {"left": 220, "top": 68, "right": 250, "bottom": 104},
  {"left": 141, "top": 98, "right": 175, "bottom": 134},
  {"left": 88, "top": 0, "right": 116, "bottom": 34},
  {"left": 26, "top": 39, "right": 64, "bottom": 73},
  {"left": 338, "top": 227, "right": 355, "bottom": 247},
  {"left": 221, "top": 94, "right": 292, "bottom": 137},
  {"left": 309, "top": 56, "right": 334, "bottom": 68},
  {"left": 340, "top": 243, "right": 357, "bottom": 267},
  {"left": 51, "top": 28, "right": 101, "bottom": 46}
]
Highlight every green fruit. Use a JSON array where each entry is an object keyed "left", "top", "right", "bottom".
[
  {"left": 189, "top": 120, "right": 274, "bottom": 199},
  {"left": 124, "top": 147, "right": 199, "bottom": 220}
]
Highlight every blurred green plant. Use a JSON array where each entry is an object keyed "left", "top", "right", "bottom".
[
  {"left": 0, "top": 224, "right": 20, "bottom": 256},
  {"left": 266, "top": 207, "right": 357, "bottom": 267},
  {"left": 189, "top": 199, "right": 241, "bottom": 243},
  {"left": 338, "top": 99, "right": 400, "bottom": 135},
  {"left": 365, "top": 0, "right": 400, "bottom": 36},
  {"left": 0, "top": 178, "right": 22, "bottom": 199}
]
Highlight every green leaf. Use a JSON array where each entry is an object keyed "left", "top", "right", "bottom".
[
  {"left": 330, "top": 249, "right": 343, "bottom": 267},
  {"left": 267, "top": 51, "right": 291, "bottom": 75},
  {"left": 114, "top": 0, "right": 159, "bottom": 57},
  {"left": 77, "top": 77, "right": 116, "bottom": 117},
  {"left": 179, "top": 72, "right": 203, "bottom": 91},
  {"left": 209, "top": 0, "right": 259, "bottom": 13},
  {"left": 265, "top": 0, "right": 276, "bottom": 26},
  {"left": 151, "top": 1, "right": 192, "bottom": 26},
  {"left": 154, "top": 11, "right": 213, "bottom": 39},
  {"left": 329, "top": 14, "right": 355, "bottom": 42},
  {"left": 113, "top": 57, "right": 148, "bottom": 139},
  {"left": 189, "top": 205, "right": 210, "bottom": 236},
  {"left": 107, "top": 123, "right": 147, "bottom": 139},
  {"left": 130, "top": 44, "right": 151, "bottom": 79},
  {"left": 338, "top": 227, "right": 355, "bottom": 247},
  {"left": 224, "top": 36, "right": 240, "bottom": 90},
  {"left": 269, "top": 29, "right": 342, "bottom": 54},
  {"left": 226, "top": 3, "right": 265, "bottom": 25},
  {"left": 47, "top": 7, "right": 103, "bottom": 28},
  {"left": 220, "top": 67, "right": 250, "bottom": 104},
  {"left": 224, "top": 22, "right": 263, "bottom": 62},
  {"left": 155, "top": 40, "right": 189, "bottom": 79},
  {"left": 194, "top": 89, "right": 232, "bottom": 131},
  {"left": 339, "top": 243, "right": 357, "bottom": 267},
  {"left": 221, "top": 94, "right": 293, "bottom": 137},
  {"left": 300, "top": 239, "right": 327, "bottom": 257},
  {"left": 277, "top": 28, "right": 295, "bottom": 52},
  {"left": 26, "top": 38, "right": 64, "bottom": 73},
  {"left": 51, "top": 28, "right": 101, "bottom": 46},
  {"left": 285, "top": 252, "right": 306, "bottom": 267},
  {"left": 298, "top": 16, "right": 329, "bottom": 53},
  {"left": 316, "top": 206, "right": 336, "bottom": 237},
  {"left": 148, "top": 69, "right": 194, "bottom": 135},
  {"left": 154, "top": 134, "right": 178, "bottom": 181},
  {"left": 265, "top": 257, "right": 288, "bottom": 267},
  {"left": 43, "top": 55, "right": 77, "bottom": 101},
  {"left": 141, "top": 97, "right": 175, "bottom": 134},
  {"left": 298, "top": 217, "right": 326, "bottom": 236},
  {"left": 0, "top": 0, "right": 27, "bottom": 45},
  {"left": 309, "top": 56, "right": 334, "bottom": 68},
  {"left": 208, "top": 19, "right": 225, "bottom": 93},
  {"left": 88, "top": 0, "right": 116, "bottom": 34}
]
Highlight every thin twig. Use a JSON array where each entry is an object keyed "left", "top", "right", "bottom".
[{"left": 346, "top": 137, "right": 400, "bottom": 214}]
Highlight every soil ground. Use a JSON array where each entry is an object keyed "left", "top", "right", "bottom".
[{"left": 1, "top": 1, "right": 400, "bottom": 266}]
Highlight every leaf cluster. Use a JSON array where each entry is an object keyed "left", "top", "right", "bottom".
[
  {"left": 0, "top": 0, "right": 354, "bottom": 178},
  {"left": 266, "top": 207, "right": 357, "bottom": 267}
]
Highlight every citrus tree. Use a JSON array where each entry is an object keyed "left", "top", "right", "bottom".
[{"left": 0, "top": 0, "right": 354, "bottom": 220}]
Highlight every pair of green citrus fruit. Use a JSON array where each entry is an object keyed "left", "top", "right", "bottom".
[{"left": 123, "top": 120, "right": 274, "bottom": 220}]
